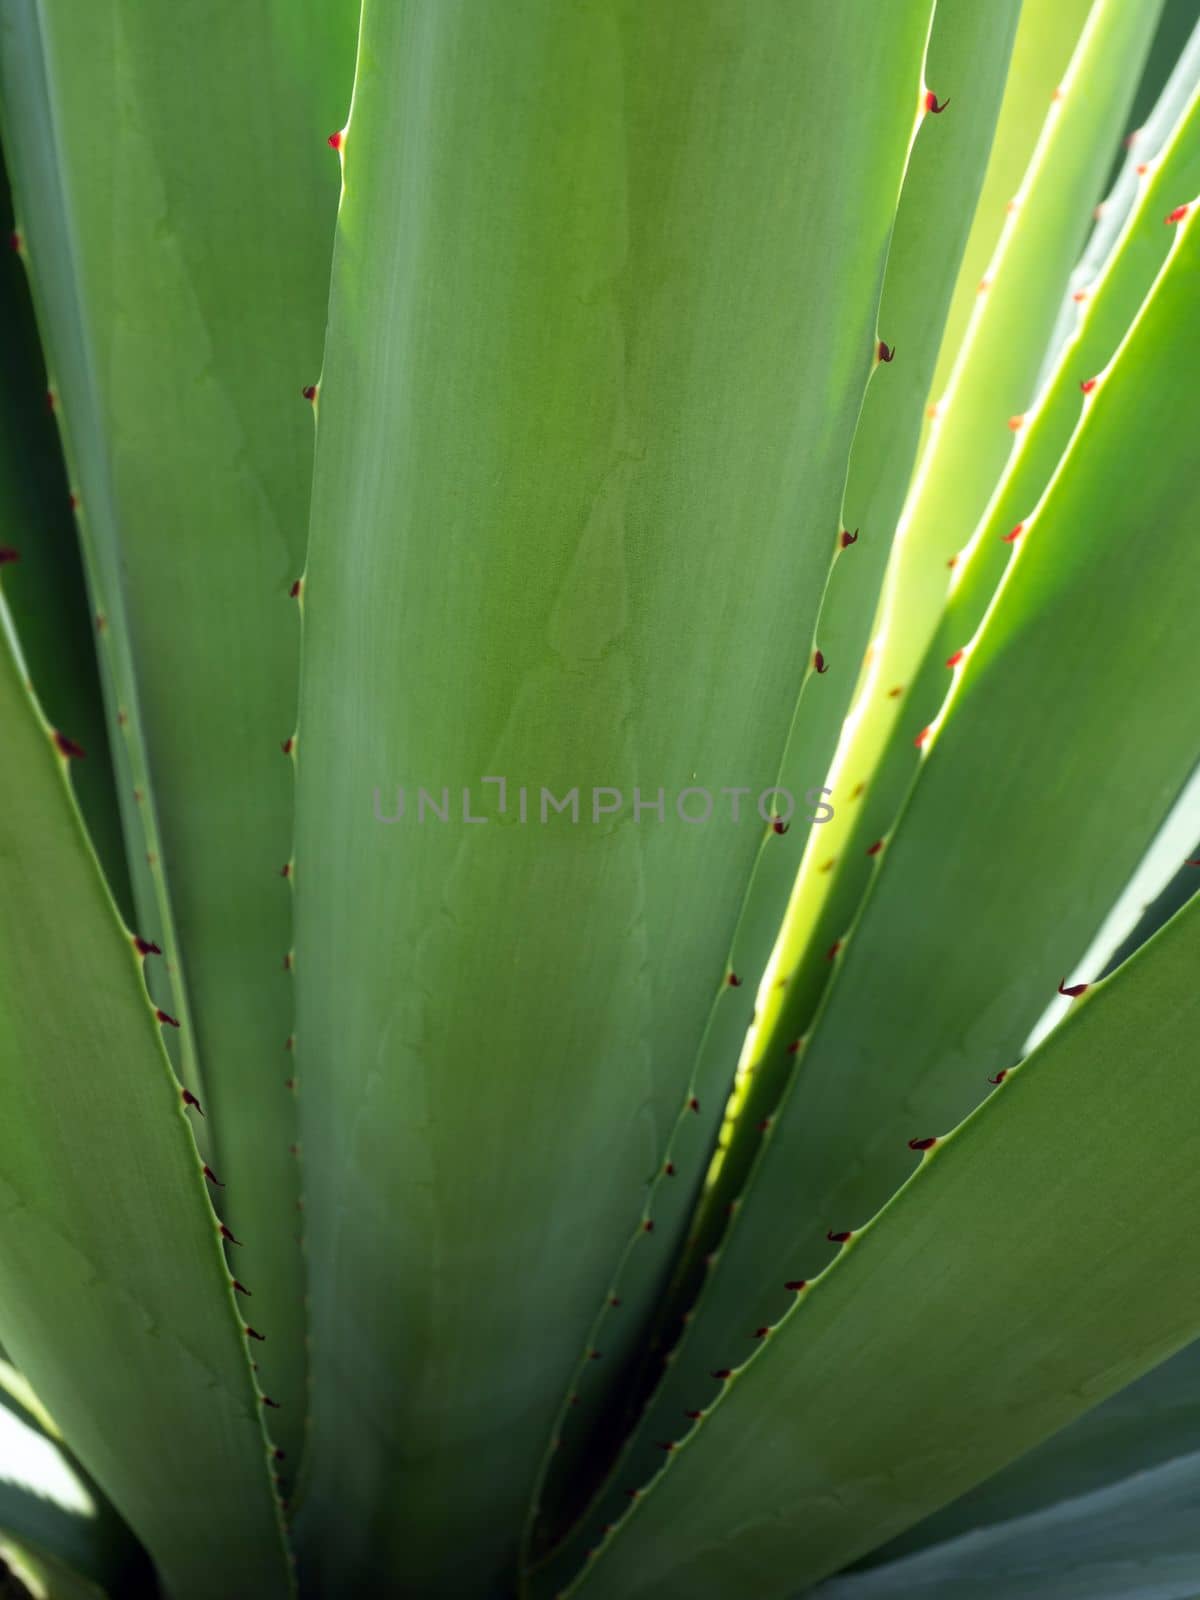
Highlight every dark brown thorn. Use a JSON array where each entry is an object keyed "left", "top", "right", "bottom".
[
  {"left": 753, "top": 1326, "right": 770, "bottom": 1339},
  {"left": 866, "top": 839, "right": 883, "bottom": 857},
  {"left": 609, "top": 1296, "right": 621, "bottom": 1308},
  {"left": 785, "top": 1279, "right": 806, "bottom": 1292},
  {"left": 281, "top": 737, "right": 294, "bottom": 755},
  {"left": 826, "top": 940, "right": 842, "bottom": 961},
  {"left": 219, "top": 1224, "right": 243, "bottom": 1246},
  {"left": 840, "top": 527, "right": 859, "bottom": 549},
  {"left": 643, "top": 1220, "right": 654, "bottom": 1233},
  {"left": 280, "top": 862, "right": 292, "bottom": 879},
  {"left": 656, "top": 1441, "right": 676, "bottom": 1453},
  {"left": 684, "top": 1409, "right": 704, "bottom": 1420},
  {"left": 908, "top": 1137, "right": 937, "bottom": 1151},
  {"left": 133, "top": 935, "right": 162, "bottom": 957},
  {"left": 53, "top": 731, "right": 86, "bottom": 759},
  {"left": 245, "top": 1326, "right": 266, "bottom": 1341},
  {"left": 1058, "top": 978, "right": 1089, "bottom": 998},
  {"left": 232, "top": 1279, "right": 251, "bottom": 1296},
  {"left": 877, "top": 340, "right": 895, "bottom": 363},
  {"left": 988, "top": 1069, "right": 1008, "bottom": 1085},
  {"left": 813, "top": 649, "right": 828, "bottom": 674},
  {"left": 156, "top": 1008, "right": 180, "bottom": 1028},
  {"left": 688, "top": 1096, "right": 700, "bottom": 1113},
  {"left": 203, "top": 1164, "right": 225, "bottom": 1186},
  {"left": 664, "top": 1161, "right": 676, "bottom": 1176},
  {"left": 182, "top": 1088, "right": 205, "bottom": 1117},
  {"left": 301, "top": 385, "right": 317, "bottom": 402},
  {"left": 273, "top": 1448, "right": 286, "bottom": 1460},
  {"left": 588, "top": 1350, "right": 602, "bottom": 1361},
  {"left": 0, "top": 547, "right": 19, "bottom": 565},
  {"left": 924, "top": 91, "right": 949, "bottom": 113},
  {"left": 262, "top": 1396, "right": 281, "bottom": 1408},
  {"left": 727, "top": 972, "right": 742, "bottom": 988},
  {"left": 289, "top": 578, "right": 302, "bottom": 598},
  {"left": 827, "top": 1230, "right": 852, "bottom": 1244},
  {"left": 711, "top": 1368, "right": 733, "bottom": 1380}
]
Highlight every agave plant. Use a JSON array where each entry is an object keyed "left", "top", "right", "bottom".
[{"left": 1, "top": 0, "right": 1198, "bottom": 1595}]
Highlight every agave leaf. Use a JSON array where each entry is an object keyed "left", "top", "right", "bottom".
[
  {"left": 728, "top": 50, "right": 1200, "bottom": 1109},
  {"left": 818, "top": 1447, "right": 1200, "bottom": 1600},
  {"left": 0, "top": 0, "right": 359, "bottom": 1461},
  {"left": 0, "top": 157, "right": 128, "bottom": 923},
  {"left": 554, "top": 179, "right": 1200, "bottom": 1580},
  {"left": 0, "top": 1362, "right": 148, "bottom": 1596},
  {"left": 776, "top": 0, "right": 1163, "bottom": 994},
  {"left": 921, "top": 0, "right": 1096, "bottom": 433},
  {"left": 534, "top": 0, "right": 1023, "bottom": 1563},
  {"left": 0, "top": 610, "right": 290, "bottom": 1598},
  {"left": 853, "top": 1332, "right": 1200, "bottom": 1572},
  {"left": 293, "top": 0, "right": 938, "bottom": 1589},
  {"left": 570, "top": 889, "right": 1200, "bottom": 1598}
]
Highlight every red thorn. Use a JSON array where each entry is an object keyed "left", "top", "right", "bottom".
[
  {"left": 289, "top": 578, "right": 302, "bottom": 598},
  {"left": 53, "top": 731, "right": 86, "bottom": 759},
  {"left": 753, "top": 1327, "right": 770, "bottom": 1339},
  {"left": 1136, "top": 163, "right": 1148, "bottom": 176},
  {"left": 182, "top": 1088, "right": 205, "bottom": 1117},
  {"left": 609, "top": 1296, "right": 621, "bottom": 1307},
  {"left": 785, "top": 1279, "right": 806, "bottom": 1292},
  {"left": 711, "top": 1369, "right": 733, "bottom": 1380},
  {"left": 588, "top": 1350, "right": 602, "bottom": 1361},
  {"left": 0, "top": 547, "right": 19, "bottom": 565},
  {"left": 280, "top": 862, "right": 292, "bottom": 879},
  {"left": 327, "top": 130, "right": 343, "bottom": 151},
  {"left": 688, "top": 1096, "right": 700, "bottom": 1113},
  {"left": 727, "top": 972, "right": 742, "bottom": 989},
  {"left": 643, "top": 1220, "right": 654, "bottom": 1233},
  {"left": 813, "top": 650, "right": 828, "bottom": 674},
  {"left": 924, "top": 91, "right": 949, "bottom": 114},
  {"left": 1058, "top": 978, "right": 1089, "bottom": 998},
  {"left": 203, "top": 1164, "right": 225, "bottom": 1186},
  {"left": 262, "top": 1396, "right": 281, "bottom": 1408},
  {"left": 624, "top": 1490, "right": 640, "bottom": 1501},
  {"left": 133, "top": 935, "right": 162, "bottom": 956},
  {"left": 1186, "top": 859, "right": 1200, "bottom": 867},
  {"left": 787, "top": 1039, "right": 802, "bottom": 1054},
  {"left": 684, "top": 1409, "right": 704, "bottom": 1419},
  {"left": 8, "top": 231, "right": 20, "bottom": 252},
  {"left": 281, "top": 737, "right": 294, "bottom": 755},
  {"left": 1165, "top": 204, "right": 1190, "bottom": 225},
  {"left": 877, "top": 340, "right": 895, "bottom": 363},
  {"left": 772, "top": 817, "right": 789, "bottom": 835},
  {"left": 664, "top": 1161, "right": 676, "bottom": 1176},
  {"left": 219, "top": 1224, "right": 243, "bottom": 1246},
  {"left": 245, "top": 1326, "right": 266, "bottom": 1342},
  {"left": 914, "top": 726, "right": 931, "bottom": 748},
  {"left": 656, "top": 1441, "right": 676, "bottom": 1453},
  {"left": 1072, "top": 289, "right": 1089, "bottom": 303},
  {"left": 232, "top": 1279, "right": 251, "bottom": 1296},
  {"left": 757, "top": 1118, "right": 771, "bottom": 1133},
  {"left": 866, "top": 839, "right": 883, "bottom": 857},
  {"left": 827, "top": 1230, "right": 852, "bottom": 1244},
  {"left": 826, "top": 940, "right": 842, "bottom": 961},
  {"left": 840, "top": 527, "right": 859, "bottom": 549},
  {"left": 1002, "top": 522, "right": 1025, "bottom": 544},
  {"left": 68, "top": 493, "right": 79, "bottom": 511},
  {"left": 908, "top": 1137, "right": 937, "bottom": 1151},
  {"left": 45, "top": 390, "right": 56, "bottom": 413},
  {"left": 156, "top": 1008, "right": 180, "bottom": 1028},
  {"left": 301, "top": 385, "right": 317, "bottom": 402},
  {"left": 946, "top": 555, "right": 958, "bottom": 569},
  {"left": 1007, "top": 414, "right": 1025, "bottom": 432},
  {"left": 945, "top": 649, "right": 965, "bottom": 669},
  {"left": 988, "top": 1069, "right": 1008, "bottom": 1085},
  {"left": 1080, "top": 377, "right": 1097, "bottom": 394}
]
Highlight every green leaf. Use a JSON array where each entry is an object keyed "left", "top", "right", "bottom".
[
  {"left": 819, "top": 1447, "right": 1200, "bottom": 1600},
  {"left": 0, "top": 610, "right": 291, "bottom": 1598},
  {"left": 0, "top": 0, "right": 360, "bottom": 1463},
  {"left": 853, "top": 1332, "right": 1200, "bottom": 1572},
  {"left": 0, "top": 1361, "right": 149, "bottom": 1596},
  {"left": 570, "top": 891, "right": 1200, "bottom": 1598},
  {"left": 292, "top": 1, "right": 937, "bottom": 1590},
  {"left": 0, "top": 148, "right": 128, "bottom": 923}
]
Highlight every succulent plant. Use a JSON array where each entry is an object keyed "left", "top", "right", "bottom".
[{"left": 0, "top": 1, "right": 1198, "bottom": 1596}]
